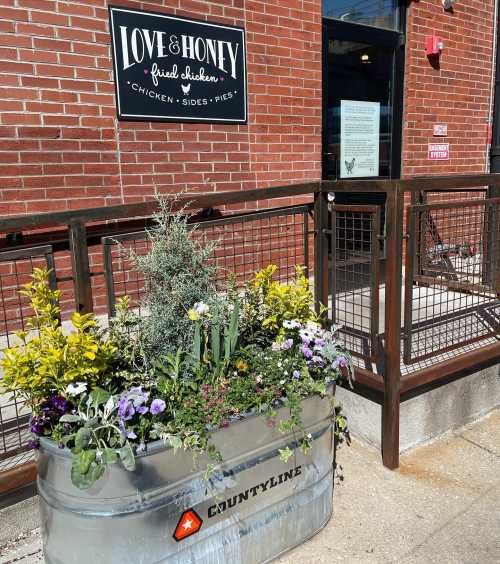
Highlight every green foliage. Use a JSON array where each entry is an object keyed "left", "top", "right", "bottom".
[
  {"left": 154, "top": 348, "right": 198, "bottom": 406},
  {"left": 189, "top": 299, "right": 241, "bottom": 379},
  {"left": 240, "top": 264, "right": 317, "bottom": 345},
  {"left": 131, "top": 195, "right": 218, "bottom": 364},
  {"left": 106, "top": 296, "right": 145, "bottom": 375},
  {"left": 0, "top": 269, "right": 117, "bottom": 406},
  {"left": 60, "top": 386, "right": 135, "bottom": 490}
]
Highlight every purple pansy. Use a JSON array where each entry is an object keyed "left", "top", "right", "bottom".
[
  {"left": 27, "top": 438, "right": 40, "bottom": 450},
  {"left": 30, "top": 395, "right": 72, "bottom": 438},
  {"left": 30, "top": 420, "right": 43, "bottom": 435},
  {"left": 331, "top": 356, "right": 348, "bottom": 370},
  {"left": 150, "top": 399, "right": 166, "bottom": 415},
  {"left": 50, "top": 396, "right": 70, "bottom": 413},
  {"left": 118, "top": 398, "right": 135, "bottom": 421},
  {"left": 301, "top": 345, "right": 313, "bottom": 359}
]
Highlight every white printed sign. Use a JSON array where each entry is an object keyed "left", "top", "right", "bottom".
[
  {"left": 428, "top": 143, "right": 449, "bottom": 160},
  {"left": 340, "top": 100, "right": 380, "bottom": 178}
]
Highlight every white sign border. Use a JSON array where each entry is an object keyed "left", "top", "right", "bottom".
[{"left": 109, "top": 5, "right": 248, "bottom": 124}]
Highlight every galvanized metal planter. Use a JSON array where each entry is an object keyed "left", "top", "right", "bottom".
[{"left": 38, "top": 391, "right": 335, "bottom": 564}]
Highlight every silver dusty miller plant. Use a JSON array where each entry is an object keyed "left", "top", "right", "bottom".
[{"left": 132, "top": 195, "right": 218, "bottom": 364}]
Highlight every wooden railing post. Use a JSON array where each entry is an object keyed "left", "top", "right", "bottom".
[
  {"left": 382, "top": 184, "right": 404, "bottom": 469},
  {"left": 314, "top": 187, "right": 330, "bottom": 321},
  {"left": 68, "top": 221, "right": 93, "bottom": 314}
]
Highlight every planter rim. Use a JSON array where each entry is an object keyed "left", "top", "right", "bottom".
[{"left": 38, "top": 387, "right": 334, "bottom": 461}]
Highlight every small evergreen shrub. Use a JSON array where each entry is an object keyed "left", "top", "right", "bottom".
[{"left": 132, "top": 196, "right": 218, "bottom": 364}]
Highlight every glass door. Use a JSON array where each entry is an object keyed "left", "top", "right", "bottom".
[{"left": 322, "top": 18, "right": 405, "bottom": 186}]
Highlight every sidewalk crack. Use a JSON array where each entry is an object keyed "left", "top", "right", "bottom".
[{"left": 459, "top": 435, "right": 500, "bottom": 458}]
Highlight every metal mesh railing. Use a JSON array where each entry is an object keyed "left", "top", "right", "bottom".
[
  {"left": 102, "top": 206, "right": 312, "bottom": 317},
  {"left": 403, "top": 198, "right": 500, "bottom": 364},
  {"left": 329, "top": 204, "right": 381, "bottom": 365},
  {"left": 0, "top": 246, "right": 57, "bottom": 472},
  {"left": 1, "top": 177, "right": 500, "bottom": 487}
]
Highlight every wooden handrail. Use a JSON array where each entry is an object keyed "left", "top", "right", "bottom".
[{"left": 0, "top": 182, "right": 319, "bottom": 232}]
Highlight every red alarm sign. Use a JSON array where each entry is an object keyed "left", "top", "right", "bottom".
[{"left": 428, "top": 143, "right": 449, "bottom": 160}]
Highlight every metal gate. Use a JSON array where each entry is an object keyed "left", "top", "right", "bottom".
[
  {"left": 403, "top": 198, "right": 500, "bottom": 364},
  {"left": 0, "top": 245, "right": 57, "bottom": 474},
  {"left": 330, "top": 204, "right": 382, "bottom": 366}
]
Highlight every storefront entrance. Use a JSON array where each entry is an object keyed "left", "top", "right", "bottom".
[{"left": 322, "top": 2, "right": 405, "bottom": 207}]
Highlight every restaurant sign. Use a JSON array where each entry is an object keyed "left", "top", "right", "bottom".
[{"left": 109, "top": 6, "right": 247, "bottom": 123}]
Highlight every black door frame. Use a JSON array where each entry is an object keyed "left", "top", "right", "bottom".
[{"left": 322, "top": 16, "right": 406, "bottom": 180}]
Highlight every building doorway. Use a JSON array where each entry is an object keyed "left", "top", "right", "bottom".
[{"left": 322, "top": 2, "right": 406, "bottom": 208}]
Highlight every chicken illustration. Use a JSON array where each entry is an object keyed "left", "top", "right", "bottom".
[
  {"left": 181, "top": 83, "right": 191, "bottom": 95},
  {"left": 344, "top": 157, "right": 355, "bottom": 175}
]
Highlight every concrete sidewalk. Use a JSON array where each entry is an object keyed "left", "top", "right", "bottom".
[{"left": 1, "top": 409, "right": 499, "bottom": 564}]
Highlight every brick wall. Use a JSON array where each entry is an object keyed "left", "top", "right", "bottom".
[
  {"left": 0, "top": 0, "right": 322, "bottom": 216},
  {"left": 402, "top": 0, "right": 496, "bottom": 177},
  {"left": 1, "top": 0, "right": 497, "bottom": 214}
]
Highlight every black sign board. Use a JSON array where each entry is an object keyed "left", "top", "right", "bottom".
[{"left": 109, "top": 6, "right": 247, "bottom": 123}]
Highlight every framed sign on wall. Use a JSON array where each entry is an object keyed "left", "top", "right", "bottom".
[{"left": 109, "top": 6, "right": 247, "bottom": 123}]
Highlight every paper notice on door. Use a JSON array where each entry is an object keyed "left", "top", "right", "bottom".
[{"left": 340, "top": 100, "right": 380, "bottom": 178}]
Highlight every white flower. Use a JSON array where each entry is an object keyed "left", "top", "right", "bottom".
[
  {"left": 272, "top": 341, "right": 281, "bottom": 351},
  {"left": 193, "top": 302, "right": 210, "bottom": 315},
  {"left": 305, "top": 321, "right": 320, "bottom": 333},
  {"left": 65, "top": 382, "right": 87, "bottom": 397},
  {"left": 256, "top": 375, "right": 263, "bottom": 383},
  {"left": 283, "top": 319, "right": 300, "bottom": 329},
  {"left": 299, "top": 329, "right": 314, "bottom": 342},
  {"left": 279, "top": 379, "right": 286, "bottom": 385}
]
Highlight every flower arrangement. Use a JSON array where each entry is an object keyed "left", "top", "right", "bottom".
[{"left": 1, "top": 199, "right": 352, "bottom": 489}]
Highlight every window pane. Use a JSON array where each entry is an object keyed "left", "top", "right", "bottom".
[
  {"left": 323, "top": 0, "right": 400, "bottom": 31},
  {"left": 324, "top": 39, "right": 394, "bottom": 178}
]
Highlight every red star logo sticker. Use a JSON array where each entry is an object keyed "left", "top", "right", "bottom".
[{"left": 173, "top": 508, "right": 203, "bottom": 542}]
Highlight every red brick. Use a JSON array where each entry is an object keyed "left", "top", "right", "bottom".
[
  {"left": 2, "top": 113, "right": 41, "bottom": 125},
  {"left": 30, "top": 11, "right": 69, "bottom": 26},
  {"left": 0, "top": 7, "right": 29, "bottom": 22},
  {"left": 0, "top": 0, "right": 322, "bottom": 214},
  {"left": 18, "top": 126, "right": 61, "bottom": 138}
]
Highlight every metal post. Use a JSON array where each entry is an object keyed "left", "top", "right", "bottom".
[
  {"left": 488, "top": 0, "right": 500, "bottom": 287},
  {"left": 314, "top": 188, "right": 330, "bottom": 322},
  {"left": 68, "top": 221, "right": 93, "bottom": 314},
  {"left": 382, "top": 184, "right": 404, "bottom": 469}
]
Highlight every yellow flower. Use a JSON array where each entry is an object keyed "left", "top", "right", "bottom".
[
  {"left": 235, "top": 359, "right": 249, "bottom": 373},
  {"left": 187, "top": 309, "right": 200, "bottom": 321}
]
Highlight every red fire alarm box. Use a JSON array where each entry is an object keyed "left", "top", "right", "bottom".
[{"left": 425, "top": 36, "right": 444, "bottom": 57}]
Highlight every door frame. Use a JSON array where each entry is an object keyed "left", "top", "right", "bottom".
[{"left": 322, "top": 16, "right": 406, "bottom": 180}]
